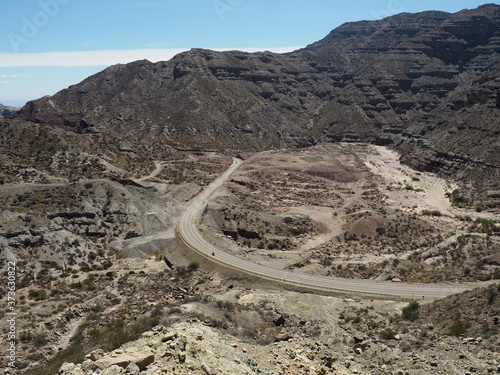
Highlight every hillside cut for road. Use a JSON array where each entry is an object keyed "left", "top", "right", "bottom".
[{"left": 12, "top": 4, "right": 500, "bottom": 205}]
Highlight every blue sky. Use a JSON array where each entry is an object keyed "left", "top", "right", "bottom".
[{"left": 1, "top": 0, "right": 497, "bottom": 106}]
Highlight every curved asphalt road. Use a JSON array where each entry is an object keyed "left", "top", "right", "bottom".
[{"left": 177, "top": 158, "right": 474, "bottom": 300}]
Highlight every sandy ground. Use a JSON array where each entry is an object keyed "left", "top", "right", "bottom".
[
  {"left": 362, "top": 145, "right": 499, "bottom": 221},
  {"left": 362, "top": 145, "right": 457, "bottom": 214},
  {"left": 283, "top": 205, "right": 343, "bottom": 251}
]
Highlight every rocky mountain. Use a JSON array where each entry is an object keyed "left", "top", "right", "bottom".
[
  {"left": 12, "top": 4, "right": 500, "bottom": 203},
  {"left": 0, "top": 103, "right": 19, "bottom": 117}
]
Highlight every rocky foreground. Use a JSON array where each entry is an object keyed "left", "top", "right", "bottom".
[
  {"left": 45, "top": 278, "right": 500, "bottom": 375},
  {"left": 57, "top": 304, "right": 499, "bottom": 375}
]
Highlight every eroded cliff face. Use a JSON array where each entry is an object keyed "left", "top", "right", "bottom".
[
  {"left": 14, "top": 53, "right": 323, "bottom": 151},
  {"left": 13, "top": 4, "right": 500, "bottom": 203}
]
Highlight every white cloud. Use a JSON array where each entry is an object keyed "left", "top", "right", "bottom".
[
  {"left": 144, "top": 43, "right": 174, "bottom": 48},
  {"left": 0, "top": 47, "right": 301, "bottom": 67}
]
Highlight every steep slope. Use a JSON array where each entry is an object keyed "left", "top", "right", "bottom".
[
  {"left": 297, "top": 5, "right": 500, "bottom": 139},
  {"left": 12, "top": 4, "right": 500, "bottom": 203},
  {"left": 14, "top": 52, "right": 323, "bottom": 151},
  {"left": 294, "top": 4, "right": 500, "bottom": 204}
]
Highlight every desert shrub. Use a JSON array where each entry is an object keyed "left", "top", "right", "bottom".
[
  {"left": 209, "top": 318, "right": 228, "bottom": 329},
  {"left": 422, "top": 210, "right": 442, "bottom": 217},
  {"left": 448, "top": 320, "right": 469, "bottom": 336},
  {"left": 380, "top": 328, "right": 396, "bottom": 340},
  {"left": 188, "top": 261, "right": 200, "bottom": 272},
  {"left": 176, "top": 266, "right": 188, "bottom": 278},
  {"left": 475, "top": 217, "right": 497, "bottom": 224},
  {"left": 125, "top": 230, "right": 140, "bottom": 239},
  {"left": 320, "top": 257, "right": 332, "bottom": 267},
  {"left": 153, "top": 250, "right": 164, "bottom": 261},
  {"left": 69, "top": 281, "right": 82, "bottom": 289},
  {"left": 28, "top": 289, "right": 47, "bottom": 301},
  {"left": 29, "top": 342, "right": 85, "bottom": 375},
  {"left": 170, "top": 307, "right": 183, "bottom": 314},
  {"left": 19, "top": 332, "right": 33, "bottom": 342},
  {"left": 102, "top": 260, "right": 113, "bottom": 269},
  {"left": 477, "top": 274, "right": 492, "bottom": 281},
  {"left": 288, "top": 227, "right": 305, "bottom": 236},
  {"left": 405, "top": 184, "right": 414, "bottom": 191},
  {"left": 453, "top": 196, "right": 468, "bottom": 205},
  {"left": 402, "top": 301, "right": 419, "bottom": 322},
  {"left": 33, "top": 332, "right": 48, "bottom": 347},
  {"left": 487, "top": 290, "right": 497, "bottom": 305},
  {"left": 150, "top": 304, "right": 164, "bottom": 319}
]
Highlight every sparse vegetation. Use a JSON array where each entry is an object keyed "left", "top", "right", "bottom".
[
  {"left": 402, "top": 301, "right": 420, "bottom": 322},
  {"left": 380, "top": 328, "right": 396, "bottom": 340},
  {"left": 448, "top": 320, "right": 468, "bottom": 337},
  {"left": 188, "top": 261, "right": 200, "bottom": 272},
  {"left": 421, "top": 210, "right": 442, "bottom": 217}
]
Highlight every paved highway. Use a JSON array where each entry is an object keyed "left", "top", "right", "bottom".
[{"left": 177, "top": 158, "right": 474, "bottom": 300}]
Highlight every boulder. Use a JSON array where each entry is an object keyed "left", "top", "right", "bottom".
[
  {"left": 273, "top": 314, "right": 286, "bottom": 326},
  {"left": 59, "top": 363, "right": 84, "bottom": 375},
  {"left": 125, "top": 362, "right": 141, "bottom": 375},
  {"left": 178, "top": 351, "right": 187, "bottom": 363},
  {"left": 353, "top": 334, "right": 367, "bottom": 344},
  {"left": 201, "top": 362, "right": 212, "bottom": 375},
  {"left": 96, "top": 350, "right": 155, "bottom": 371},
  {"left": 81, "top": 359, "right": 98, "bottom": 372},
  {"left": 275, "top": 332, "right": 292, "bottom": 342},
  {"left": 375, "top": 270, "right": 395, "bottom": 281},
  {"left": 89, "top": 349, "right": 105, "bottom": 361},
  {"left": 399, "top": 340, "right": 412, "bottom": 352},
  {"left": 101, "top": 365, "right": 125, "bottom": 375}
]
